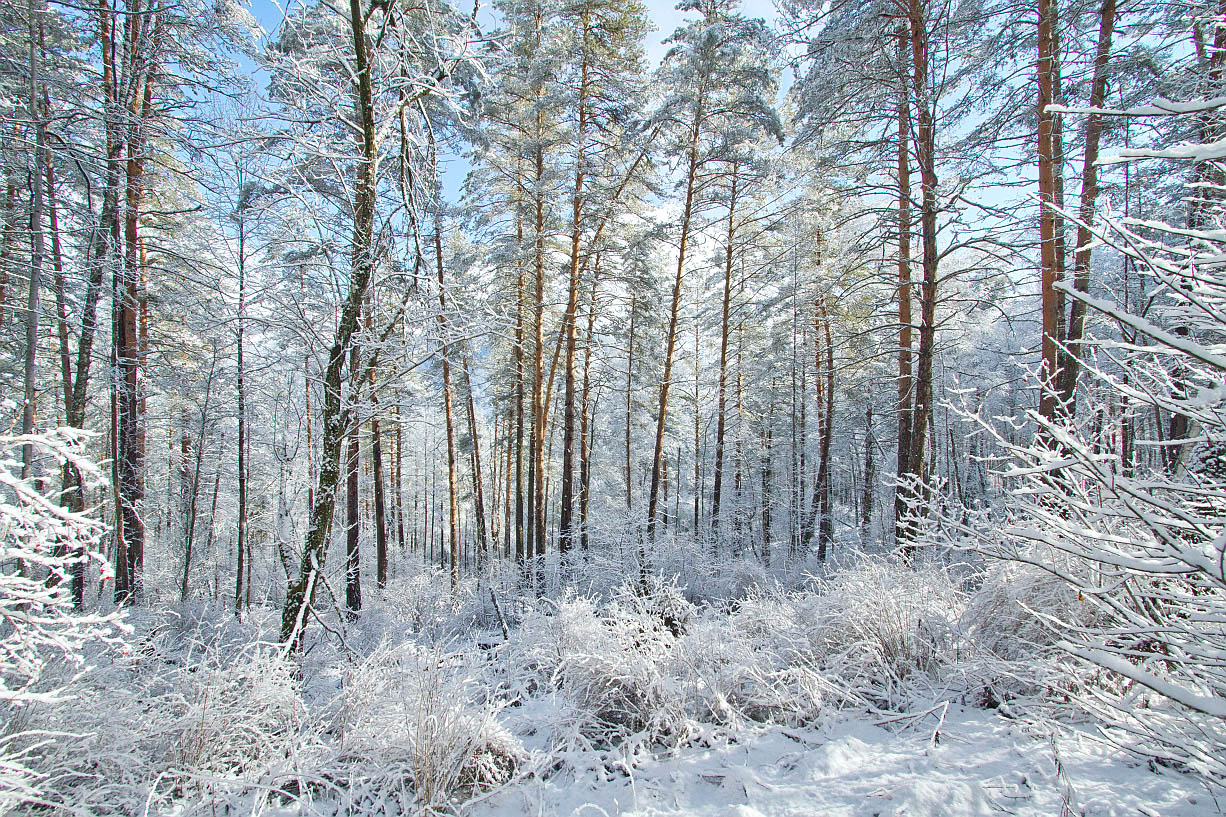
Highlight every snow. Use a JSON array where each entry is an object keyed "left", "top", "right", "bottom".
[
  {"left": 473, "top": 707, "right": 1208, "bottom": 817},
  {"left": 1048, "top": 95, "right": 1226, "bottom": 117},
  {"left": 4, "top": 556, "right": 1220, "bottom": 815}
]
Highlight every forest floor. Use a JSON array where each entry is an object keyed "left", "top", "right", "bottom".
[
  {"left": 474, "top": 702, "right": 1208, "bottom": 817},
  {"left": 16, "top": 554, "right": 1220, "bottom": 815}
]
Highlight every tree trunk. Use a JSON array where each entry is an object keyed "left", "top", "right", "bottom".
[
  {"left": 281, "top": 0, "right": 380, "bottom": 647},
  {"left": 1037, "top": 0, "right": 1062, "bottom": 422},
  {"left": 21, "top": 0, "right": 46, "bottom": 484},
  {"left": 647, "top": 86, "right": 705, "bottom": 542},
  {"left": 816, "top": 302, "right": 834, "bottom": 559},
  {"left": 578, "top": 255, "right": 601, "bottom": 551},
  {"left": 559, "top": 13, "right": 591, "bottom": 555},
  {"left": 1057, "top": 0, "right": 1117, "bottom": 409},
  {"left": 345, "top": 343, "right": 361, "bottom": 615},
  {"left": 395, "top": 403, "right": 406, "bottom": 556},
  {"left": 366, "top": 309, "right": 389, "bottom": 589},
  {"left": 434, "top": 206, "right": 461, "bottom": 590},
  {"left": 760, "top": 398, "right": 774, "bottom": 566},
  {"left": 235, "top": 215, "right": 248, "bottom": 614},
  {"left": 900, "top": 0, "right": 939, "bottom": 555},
  {"left": 462, "top": 355, "right": 490, "bottom": 567},
  {"left": 625, "top": 293, "right": 635, "bottom": 508},
  {"left": 112, "top": 0, "right": 162, "bottom": 604},
  {"left": 861, "top": 404, "right": 875, "bottom": 537},
  {"left": 514, "top": 157, "right": 527, "bottom": 564},
  {"left": 0, "top": 163, "right": 16, "bottom": 327},
  {"left": 181, "top": 356, "right": 216, "bottom": 601},
  {"left": 711, "top": 164, "right": 740, "bottom": 536},
  {"left": 532, "top": 132, "right": 547, "bottom": 564},
  {"left": 894, "top": 23, "right": 915, "bottom": 546}
]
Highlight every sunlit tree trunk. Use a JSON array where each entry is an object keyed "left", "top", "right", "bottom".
[
  {"left": 559, "top": 11, "right": 591, "bottom": 554},
  {"left": 710, "top": 164, "right": 740, "bottom": 535},
  {"left": 900, "top": 0, "right": 939, "bottom": 554},
  {"left": 893, "top": 23, "right": 915, "bottom": 547},
  {"left": 647, "top": 85, "right": 705, "bottom": 542},
  {"left": 345, "top": 342, "right": 361, "bottom": 614},
  {"left": 281, "top": 0, "right": 380, "bottom": 647},
  {"left": 1037, "top": 0, "right": 1062, "bottom": 422},
  {"left": 1057, "top": 0, "right": 1117, "bottom": 410}
]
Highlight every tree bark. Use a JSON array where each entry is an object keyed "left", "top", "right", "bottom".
[
  {"left": 1057, "top": 0, "right": 1117, "bottom": 410},
  {"left": 434, "top": 204, "right": 461, "bottom": 589},
  {"left": 513, "top": 155, "right": 527, "bottom": 564},
  {"left": 462, "top": 355, "right": 490, "bottom": 567},
  {"left": 366, "top": 308, "right": 389, "bottom": 589},
  {"left": 900, "top": 0, "right": 939, "bottom": 555},
  {"left": 861, "top": 404, "right": 874, "bottom": 537},
  {"left": 235, "top": 214, "right": 248, "bottom": 614},
  {"left": 532, "top": 129, "right": 546, "bottom": 563},
  {"left": 22, "top": 0, "right": 47, "bottom": 484},
  {"left": 760, "top": 397, "right": 774, "bottom": 566},
  {"left": 578, "top": 255, "right": 601, "bottom": 550},
  {"left": 647, "top": 83, "right": 705, "bottom": 542},
  {"left": 281, "top": 0, "right": 380, "bottom": 647},
  {"left": 559, "top": 11, "right": 591, "bottom": 555},
  {"left": 345, "top": 342, "right": 361, "bottom": 615},
  {"left": 894, "top": 23, "right": 915, "bottom": 546},
  {"left": 625, "top": 293, "right": 635, "bottom": 508},
  {"left": 710, "top": 164, "right": 740, "bottom": 536},
  {"left": 1037, "top": 0, "right": 1062, "bottom": 422}
]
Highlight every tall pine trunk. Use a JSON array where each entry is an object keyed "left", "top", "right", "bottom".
[
  {"left": 559, "top": 13, "right": 590, "bottom": 554},
  {"left": 710, "top": 165, "right": 740, "bottom": 535},
  {"left": 1037, "top": 0, "right": 1062, "bottom": 422},
  {"left": 894, "top": 23, "right": 915, "bottom": 547},
  {"left": 281, "top": 0, "right": 379, "bottom": 647},
  {"left": 462, "top": 355, "right": 489, "bottom": 567},
  {"left": 366, "top": 308, "right": 389, "bottom": 588},
  {"left": 647, "top": 86, "right": 705, "bottom": 542},
  {"left": 900, "top": 0, "right": 939, "bottom": 553},
  {"left": 345, "top": 342, "right": 361, "bottom": 614},
  {"left": 1057, "top": 0, "right": 1117, "bottom": 409},
  {"left": 235, "top": 215, "right": 248, "bottom": 613}
]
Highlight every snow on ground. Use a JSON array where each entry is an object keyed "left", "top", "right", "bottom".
[
  {"left": 9, "top": 561, "right": 1222, "bottom": 815},
  {"left": 475, "top": 706, "right": 1210, "bottom": 817}
]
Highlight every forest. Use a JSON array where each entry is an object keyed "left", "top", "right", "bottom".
[{"left": 1, "top": 0, "right": 1224, "bottom": 812}]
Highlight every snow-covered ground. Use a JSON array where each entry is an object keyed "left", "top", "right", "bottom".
[
  {"left": 478, "top": 706, "right": 1208, "bottom": 817},
  {"left": 7, "top": 557, "right": 1222, "bottom": 815}
]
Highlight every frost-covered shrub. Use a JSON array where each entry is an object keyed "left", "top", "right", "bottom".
[
  {"left": 800, "top": 559, "right": 960, "bottom": 708},
  {"left": 507, "top": 581, "right": 698, "bottom": 750},
  {"left": 326, "top": 643, "right": 520, "bottom": 813},
  {"left": 375, "top": 570, "right": 482, "bottom": 639},
  {"left": 938, "top": 114, "right": 1226, "bottom": 781},
  {"left": 0, "top": 431, "right": 120, "bottom": 813},
  {"left": 12, "top": 625, "right": 316, "bottom": 815},
  {"left": 170, "top": 645, "right": 306, "bottom": 777},
  {"left": 671, "top": 608, "right": 825, "bottom": 727},
  {"left": 952, "top": 559, "right": 1100, "bottom": 709}
]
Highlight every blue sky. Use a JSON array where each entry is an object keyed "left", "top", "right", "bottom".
[
  {"left": 247, "top": 0, "right": 781, "bottom": 67},
  {"left": 242, "top": 0, "right": 782, "bottom": 200}
]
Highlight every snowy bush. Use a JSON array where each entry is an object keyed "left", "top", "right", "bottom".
[
  {"left": 798, "top": 558, "right": 959, "bottom": 709},
  {"left": 0, "top": 431, "right": 120, "bottom": 813},
  {"left": 325, "top": 643, "right": 521, "bottom": 813},
  {"left": 8, "top": 626, "right": 310, "bottom": 814},
  {"left": 947, "top": 557, "right": 1101, "bottom": 710},
  {"left": 506, "top": 580, "right": 702, "bottom": 752},
  {"left": 169, "top": 645, "right": 307, "bottom": 778},
  {"left": 934, "top": 107, "right": 1226, "bottom": 781},
  {"left": 672, "top": 603, "right": 826, "bottom": 727}
]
